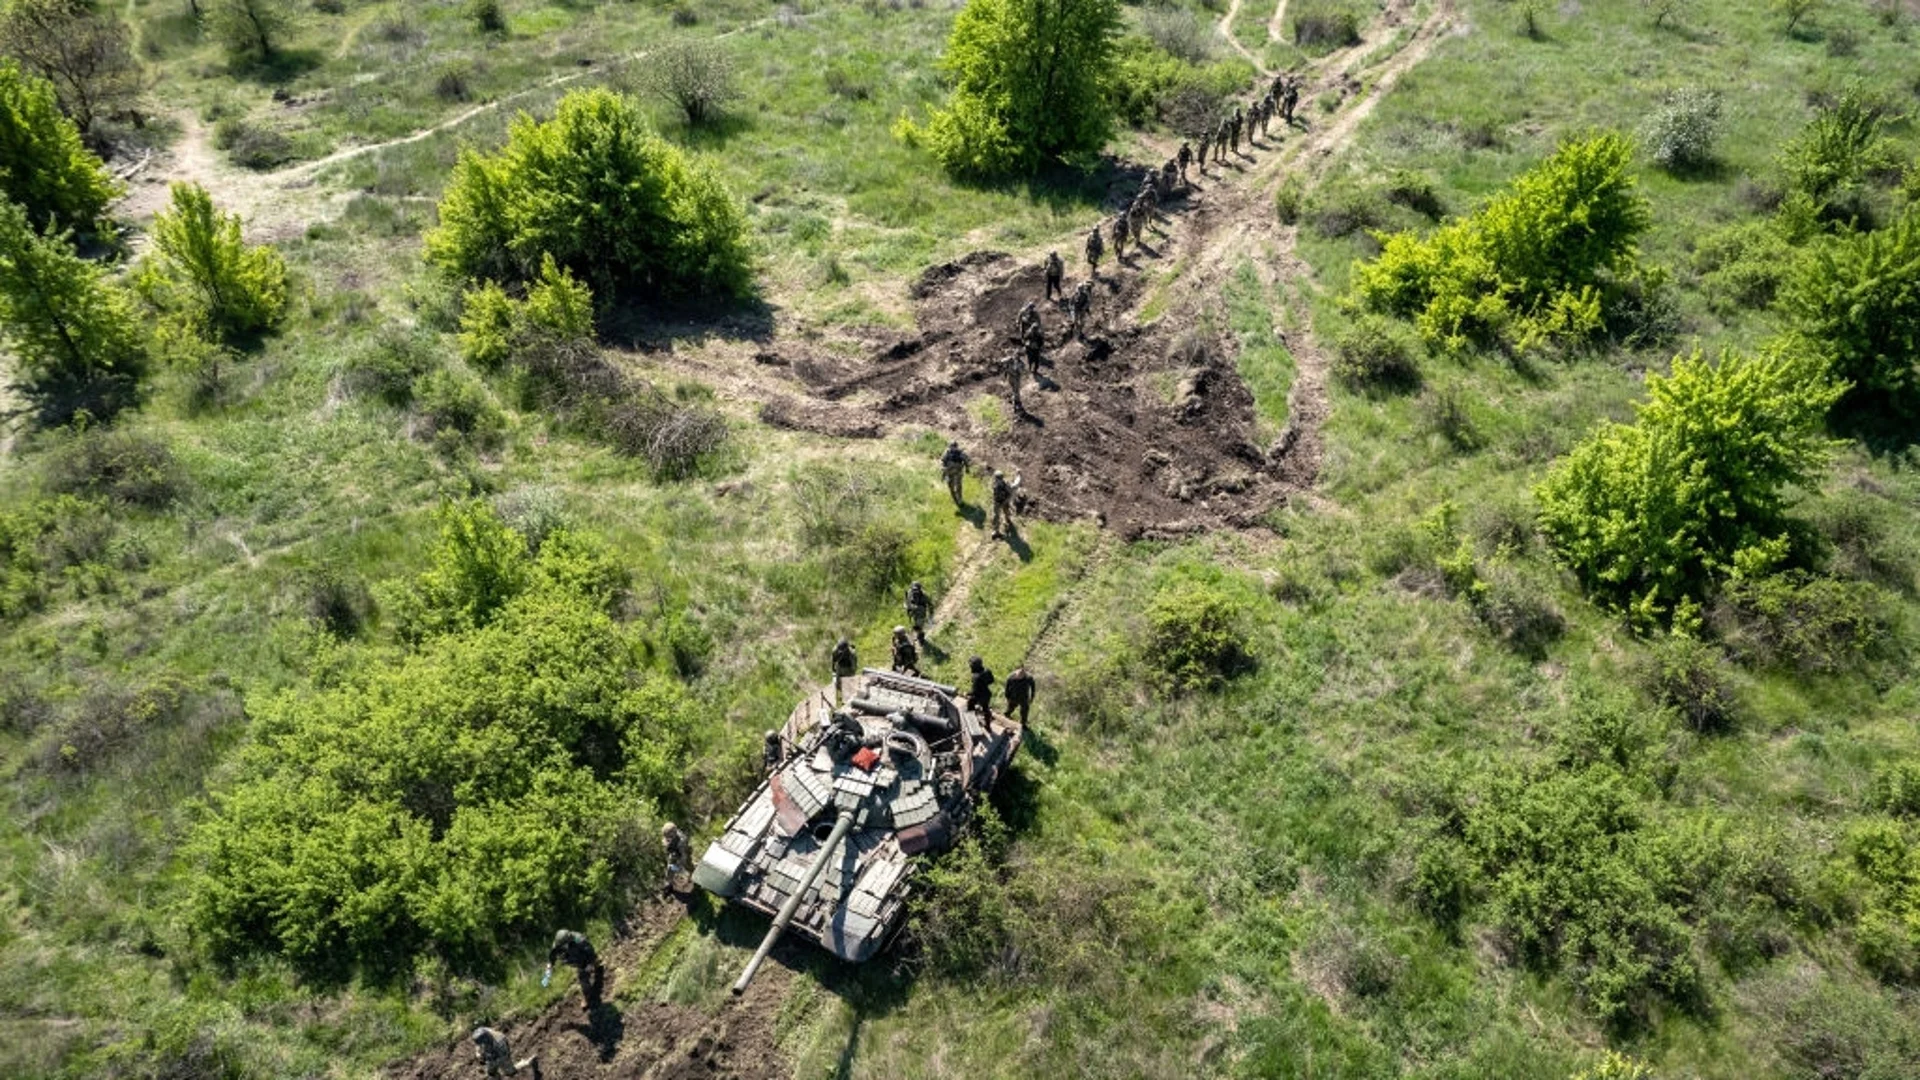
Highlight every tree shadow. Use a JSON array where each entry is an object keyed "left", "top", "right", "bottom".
[
  {"left": 600, "top": 291, "right": 779, "bottom": 351},
  {"left": 228, "top": 49, "right": 324, "bottom": 85},
  {"left": 673, "top": 112, "right": 756, "bottom": 152},
  {"left": 1830, "top": 400, "right": 1920, "bottom": 458},
  {"left": 1662, "top": 158, "right": 1734, "bottom": 184}
]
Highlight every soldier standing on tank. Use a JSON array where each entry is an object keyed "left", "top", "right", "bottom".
[
  {"left": 966, "top": 656, "right": 996, "bottom": 718},
  {"left": 1043, "top": 250, "right": 1064, "bottom": 302},
  {"left": 940, "top": 439, "right": 968, "bottom": 506},
  {"left": 661, "top": 822, "right": 691, "bottom": 893},
  {"left": 472, "top": 1027, "right": 537, "bottom": 1078},
  {"left": 1003, "top": 665, "right": 1035, "bottom": 725},
  {"left": 545, "top": 930, "right": 604, "bottom": 1010},
  {"left": 1110, "top": 213, "right": 1128, "bottom": 263},
  {"left": 762, "top": 729, "right": 785, "bottom": 774},
  {"left": 831, "top": 635, "right": 858, "bottom": 703},
  {"left": 904, "top": 581, "right": 932, "bottom": 643},
  {"left": 890, "top": 626, "right": 920, "bottom": 676},
  {"left": 1084, "top": 224, "right": 1104, "bottom": 278},
  {"left": 1177, "top": 141, "right": 1193, "bottom": 185},
  {"left": 1069, "top": 280, "right": 1093, "bottom": 341},
  {"left": 1003, "top": 352, "right": 1027, "bottom": 417},
  {"left": 989, "top": 470, "right": 1019, "bottom": 539}
]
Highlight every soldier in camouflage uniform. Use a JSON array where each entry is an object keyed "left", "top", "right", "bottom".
[
  {"left": 1230, "top": 106, "right": 1243, "bottom": 156},
  {"left": 967, "top": 655, "right": 997, "bottom": 716},
  {"left": 905, "top": 581, "right": 933, "bottom": 642},
  {"left": 1043, "top": 250, "right": 1064, "bottom": 302},
  {"left": 989, "top": 471, "right": 1019, "bottom": 540},
  {"left": 1016, "top": 299, "right": 1039, "bottom": 343},
  {"left": 1283, "top": 80, "right": 1299, "bottom": 125},
  {"left": 940, "top": 440, "right": 968, "bottom": 506},
  {"left": 1127, "top": 196, "right": 1148, "bottom": 246},
  {"left": 890, "top": 626, "right": 920, "bottom": 676},
  {"left": 1161, "top": 160, "right": 1179, "bottom": 199},
  {"left": 471, "top": 1027, "right": 536, "bottom": 1078},
  {"left": 1023, "top": 318, "right": 1046, "bottom": 375},
  {"left": 1217, "top": 116, "right": 1232, "bottom": 162},
  {"left": 1177, "top": 141, "right": 1193, "bottom": 185},
  {"left": 1003, "top": 352, "right": 1027, "bottom": 415},
  {"left": 545, "top": 929, "right": 604, "bottom": 1010},
  {"left": 1085, "top": 224, "right": 1104, "bottom": 277},
  {"left": 1196, "top": 130, "right": 1211, "bottom": 175},
  {"left": 763, "top": 729, "right": 785, "bottom": 774},
  {"left": 1110, "top": 213, "right": 1128, "bottom": 262},
  {"left": 662, "top": 822, "right": 691, "bottom": 893},
  {"left": 831, "top": 635, "right": 857, "bottom": 702},
  {"left": 1069, "top": 280, "right": 1093, "bottom": 341}
]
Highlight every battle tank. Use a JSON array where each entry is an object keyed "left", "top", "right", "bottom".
[{"left": 692, "top": 667, "right": 1023, "bottom": 992}]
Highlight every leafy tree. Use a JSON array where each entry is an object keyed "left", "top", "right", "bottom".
[
  {"left": 1142, "top": 578, "right": 1252, "bottom": 690},
  {"left": 1642, "top": 87, "right": 1722, "bottom": 174},
  {"left": 1772, "top": 0, "right": 1821, "bottom": 34},
  {"left": 425, "top": 88, "right": 752, "bottom": 301},
  {"left": 1352, "top": 133, "right": 1651, "bottom": 352},
  {"left": 0, "top": 199, "right": 147, "bottom": 425},
  {"left": 1780, "top": 90, "right": 1894, "bottom": 222},
  {"left": 135, "top": 181, "right": 288, "bottom": 344},
  {"left": 0, "top": 0, "right": 143, "bottom": 140},
  {"left": 643, "top": 39, "right": 739, "bottom": 128},
  {"left": 458, "top": 255, "right": 595, "bottom": 372},
  {"left": 466, "top": 0, "right": 503, "bottom": 34},
  {"left": 1639, "top": 0, "right": 1691, "bottom": 29},
  {"left": 0, "top": 57, "right": 116, "bottom": 233},
  {"left": 1781, "top": 207, "right": 1920, "bottom": 424},
  {"left": 1535, "top": 347, "right": 1842, "bottom": 624},
  {"left": 205, "top": 0, "right": 290, "bottom": 63},
  {"left": 916, "top": 0, "right": 1122, "bottom": 179}
]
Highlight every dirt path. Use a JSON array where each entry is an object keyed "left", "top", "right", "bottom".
[
  {"left": 1268, "top": 0, "right": 1292, "bottom": 44},
  {"left": 1217, "top": 0, "right": 1274, "bottom": 76}
]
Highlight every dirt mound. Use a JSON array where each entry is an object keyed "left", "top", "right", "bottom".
[{"left": 761, "top": 220, "right": 1294, "bottom": 540}]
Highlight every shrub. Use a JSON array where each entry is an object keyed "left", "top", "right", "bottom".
[
  {"left": 1692, "top": 219, "right": 1797, "bottom": 313},
  {"left": 1640, "top": 634, "right": 1740, "bottom": 733},
  {"left": 467, "top": 0, "right": 505, "bottom": 33},
  {"left": 345, "top": 326, "right": 439, "bottom": 406},
  {"left": 45, "top": 429, "right": 184, "bottom": 509},
  {"left": 1383, "top": 169, "right": 1445, "bottom": 220},
  {"left": 426, "top": 88, "right": 752, "bottom": 301},
  {"left": 298, "top": 560, "right": 373, "bottom": 637},
  {"left": 1274, "top": 177, "right": 1304, "bottom": 224},
  {"left": 1872, "top": 761, "right": 1920, "bottom": 818},
  {"left": 905, "top": 806, "right": 1016, "bottom": 978},
  {"left": 1332, "top": 317, "right": 1421, "bottom": 393},
  {"left": 1106, "top": 35, "right": 1247, "bottom": 129},
  {"left": 211, "top": 115, "right": 295, "bottom": 169},
  {"left": 434, "top": 62, "right": 473, "bottom": 103},
  {"left": 1743, "top": 964, "right": 1920, "bottom": 1078},
  {"left": 1840, "top": 818, "right": 1920, "bottom": 981},
  {"left": 1292, "top": 0, "right": 1361, "bottom": 48},
  {"left": 413, "top": 366, "right": 505, "bottom": 450},
  {"left": 1305, "top": 181, "right": 1387, "bottom": 239},
  {"left": 644, "top": 39, "right": 740, "bottom": 128},
  {"left": 1709, "top": 571, "right": 1892, "bottom": 675},
  {"left": 206, "top": 0, "right": 293, "bottom": 62},
  {"left": 1536, "top": 347, "right": 1841, "bottom": 623},
  {"left": 1643, "top": 87, "right": 1723, "bottom": 173},
  {"left": 913, "top": 0, "right": 1121, "bottom": 179},
  {"left": 0, "top": 201, "right": 148, "bottom": 426},
  {"left": 1572, "top": 1052, "right": 1655, "bottom": 1080},
  {"left": 1780, "top": 90, "right": 1895, "bottom": 222},
  {"left": 1422, "top": 383, "right": 1483, "bottom": 451},
  {"left": 0, "top": 59, "right": 118, "bottom": 235},
  {"left": 1781, "top": 207, "right": 1920, "bottom": 424},
  {"left": 1139, "top": 6, "right": 1213, "bottom": 63},
  {"left": 1351, "top": 134, "right": 1650, "bottom": 353},
  {"left": 137, "top": 182, "right": 290, "bottom": 345},
  {"left": 34, "top": 676, "right": 201, "bottom": 775},
  {"left": 1475, "top": 562, "right": 1566, "bottom": 660},
  {"left": 1772, "top": 0, "right": 1821, "bottom": 34},
  {"left": 0, "top": 495, "right": 132, "bottom": 617},
  {"left": 1142, "top": 579, "right": 1252, "bottom": 690}
]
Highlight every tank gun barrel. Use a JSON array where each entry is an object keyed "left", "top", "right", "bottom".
[{"left": 732, "top": 809, "right": 856, "bottom": 995}]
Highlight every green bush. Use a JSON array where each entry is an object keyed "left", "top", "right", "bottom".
[
  {"left": 1710, "top": 571, "right": 1893, "bottom": 675},
  {"left": 467, "top": 0, "right": 505, "bottom": 33},
  {"left": 211, "top": 115, "right": 295, "bottom": 169},
  {"left": 1107, "top": 35, "right": 1246, "bottom": 129},
  {"left": 1639, "top": 633, "right": 1741, "bottom": 734},
  {"left": 205, "top": 0, "right": 292, "bottom": 62},
  {"left": 345, "top": 326, "right": 439, "bottom": 406},
  {"left": 0, "top": 495, "right": 136, "bottom": 617},
  {"left": 1642, "top": 87, "right": 1723, "bottom": 174},
  {"left": 1332, "top": 316, "right": 1421, "bottom": 393},
  {"left": 0, "top": 58, "right": 118, "bottom": 235},
  {"left": 1780, "top": 90, "right": 1895, "bottom": 223},
  {"left": 0, "top": 201, "right": 149, "bottom": 426},
  {"left": 1142, "top": 579, "right": 1252, "bottom": 691},
  {"left": 1351, "top": 133, "right": 1651, "bottom": 353},
  {"left": 45, "top": 428, "right": 185, "bottom": 509},
  {"left": 1839, "top": 818, "right": 1920, "bottom": 981},
  {"left": 189, "top": 512, "right": 675, "bottom": 976},
  {"left": 1292, "top": 0, "right": 1361, "bottom": 48},
  {"left": 1692, "top": 218, "right": 1798, "bottom": 314},
  {"left": 1535, "top": 347, "right": 1841, "bottom": 623},
  {"left": 913, "top": 0, "right": 1121, "bottom": 179},
  {"left": 425, "top": 88, "right": 752, "bottom": 301},
  {"left": 1743, "top": 964, "right": 1920, "bottom": 1080},
  {"left": 1871, "top": 761, "right": 1920, "bottom": 818},
  {"left": 1781, "top": 206, "right": 1920, "bottom": 424},
  {"left": 413, "top": 366, "right": 505, "bottom": 450},
  {"left": 137, "top": 182, "right": 290, "bottom": 345}
]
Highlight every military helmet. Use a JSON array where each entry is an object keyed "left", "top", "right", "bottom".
[
  {"left": 470, "top": 1028, "right": 488, "bottom": 1044},
  {"left": 893, "top": 625, "right": 907, "bottom": 635},
  {"left": 911, "top": 579, "right": 923, "bottom": 589},
  {"left": 764, "top": 729, "right": 779, "bottom": 741},
  {"left": 969, "top": 656, "right": 984, "bottom": 671},
  {"left": 661, "top": 821, "right": 677, "bottom": 837}
]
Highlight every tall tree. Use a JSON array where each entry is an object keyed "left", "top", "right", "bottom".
[
  {"left": 0, "top": 0, "right": 142, "bottom": 140},
  {"left": 0, "top": 199, "right": 148, "bottom": 425},
  {"left": 0, "top": 58, "right": 117, "bottom": 233},
  {"left": 918, "top": 0, "right": 1122, "bottom": 179},
  {"left": 206, "top": 0, "right": 290, "bottom": 63}
]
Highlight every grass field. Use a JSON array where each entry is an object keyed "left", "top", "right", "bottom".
[{"left": 3, "top": 0, "right": 1919, "bottom": 1076}]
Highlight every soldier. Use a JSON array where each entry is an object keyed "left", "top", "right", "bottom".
[
  {"left": 1023, "top": 319, "right": 1045, "bottom": 375},
  {"left": 1177, "top": 141, "right": 1193, "bottom": 185},
  {"left": 940, "top": 439, "right": 968, "bottom": 506},
  {"left": 1043, "top": 250, "right": 1064, "bottom": 301},
  {"left": 1069, "top": 280, "right": 1093, "bottom": 341},
  {"left": 1216, "top": 116, "right": 1232, "bottom": 163},
  {"left": 1271, "top": 72, "right": 1286, "bottom": 101},
  {"left": 1084, "top": 224, "right": 1104, "bottom": 277},
  {"left": 661, "top": 821, "right": 691, "bottom": 893},
  {"left": 890, "top": 626, "right": 920, "bottom": 676},
  {"left": 1110, "top": 213, "right": 1128, "bottom": 262},
  {"left": 471, "top": 1027, "right": 536, "bottom": 1078},
  {"left": 545, "top": 929, "right": 604, "bottom": 1010},
  {"left": 966, "top": 656, "right": 996, "bottom": 718},
  {"left": 1140, "top": 174, "right": 1159, "bottom": 215},
  {"left": 830, "top": 635, "right": 857, "bottom": 703},
  {"left": 762, "top": 729, "right": 785, "bottom": 774},
  {"left": 1003, "top": 665, "right": 1035, "bottom": 725},
  {"left": 1230, "top": 106, "right": 1243, "bottom": 156},
  {"left": 1003, "top": 351, "right": 1027, "bottom": 416},
  {"left": 1251, "top": 99, "right": 1266, "bottom": 141},
  {"left": 1016, "top": 299, "right": 1040, "bottom": 340},
  {"left": 1196, "top": 130, "right": 1211, "bottom": 175},
  {"left": 989, "top": 470, "right": 1019, "bottom": 539},
  {"left": 1283, "top": 80, "right": 1299, "bottom": 125},
  {"left": 904, "top": 580, "right": 932, "bottom": 642}
]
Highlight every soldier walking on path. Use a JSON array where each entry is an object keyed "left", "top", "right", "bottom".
[
  {"left": 904, "top": 581, "right": 932, "bottom": 642},
  {"left": 1215, "top": 117, "right": 1231, "bottom": 163},
  {"left": 1043, "top": 250, "right": 1064, "bottom": 301},
  {"left": 661, "top": 822, "right": 691, "bottom": 893},
  {"left": 1085, "top": 224, "right": 1104, "bottom": 277},
  {"left": 831, "top": 635, "right": 858, "bottom": 703},
  {"left": 1230, "top": 106, "right": 1244, "bottom": 156},
  {"left": 966, "top": 656, "right": 996, "bottom": 719},
  {"left": 990, "top": 470, "right": 1019, "bottom": 539},
  {"left": 1016, "top": 299, "right": 1040, "bottom": 341},
  {"left": 890, "top": 626, "right": 920, "bottom": 676},
  {"left": 1197, "top": 130, "right": 1211, "bottom": 175},
  {"left": 1110, "top": 213, "right": 1128, "bottom": 263},
  {"left": 1283, "top": 80, "right": 1299, "bottom": 125},
  {"left": 940, "top": 440, "right": 968, "bottom": 506},
  {"left": 545, "top": 930, "right": 604, "bottom": 1010},
  {"left": 1004, "top": 665, "right": 1035, "bottom": 725},
  {"left": 1069, "top": 280, "right": 1093, "bottom": 341},
  {"left": 1003, "top": 352, "right": 1027, "bottom": 417},
  {"left": 1177, "top": 141, "right": 1193, "bottom": 185},
  {"left": 472, "top": 1027, "right": 537, "bottom": 1078}
]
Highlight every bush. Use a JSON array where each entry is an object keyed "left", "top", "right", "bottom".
[
  {"left": 1139, "top": 6, "right": 1213, "bottom": 62},
  {"left": 1332, "top": 317, "right": 1421, "bottom": 393},
  {"left": 1536, "top": 347, "right": 1841, "bottom": 624},
  {"left": 1692, "top": 219, "right": 1798, "bottom": 314},
  {"left": 298, "top": 560, "right": 373, "bottom": 637},
  {"left": 467, "top": 0, "right": 505, "bottom": 33},
  {"left": 1351, "top": 134, "right": 1650, "bottom": 353},
  {"left": 1643, "top": 87, "right": 1723, "bottom": 174},
  {"left": 1780, "top": 90, "right": 1895, "bottom": 222},
  {"left": 0, "top": 201, "right": 148, "bottom": 427},
  {"left": 206, "top": 0, "right": 292, "bottom": 62},
  {"left": 1840, "top": 818, "right": 1920, "bottom": 982},
  {"left": 426, "top": 88, "right": 752, "bottom": 301},
  {"left": 46, "top": 429, "right": 184, "bottom": 509},
  {"left": 1305, "top": 181, "right": 1387, "bottom": 239},
  {"left": 345, "top": 327, "right": 439, "bottom": 406},
  {"left": 34, "top": 676, "right": 208, "bottom": 775},
  {"left": 1292, "top": 0, "right": 1361, "bottom": 48},
  {"left": 0, "top": 495, "right": 135, "bottom": 617},
  {"left": 1107, "top": 35, "right": 1248, "bottom": 129},
  {"left": 914, "top": 0, "right": 1121, "bottom": 179},
  {"left": 1743, "top": 964, "right": 1920, "bottom": 1079},
  {"left": 434, "top": 62, "right": 473, "bottom": 103},
  {"left": 1709, "top": 571, "right": 1892, "bottom": 675},
  {"left": 644, "top": 40, "right": 740, "bottom": 128},
  {"left": 1872, "top": 761, "right": 1920, "bottom": 818},
  {"left": 136, "top": 182, "right": 290, "bottom": 344},
  {"left": 414, "top": 366, "right": 505, "bottom": 450},
  {"left": 211, "top": 115, "right": 295, "bottom": 169},
  {"left": 1781, "top": 206, "right": 1920, "bottom": 424},
  {"left": 0, "top": 59, "right": 118, "bottom": 235},
  {"left": 1475, "top": 563, "right": 1566, "bottom": 660},
  {"left": 1383, "top": 169, "right": 1445, "bottom": 220},
  {"left": 1274, "top": 177, "right": 1304, "bottom": 224},
  {"left": 1640, "top": 634, "right": 1740, "bottom": 734},
  {"left": 1142, "top": 579, "right": 1252, "bottom": 690}
]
